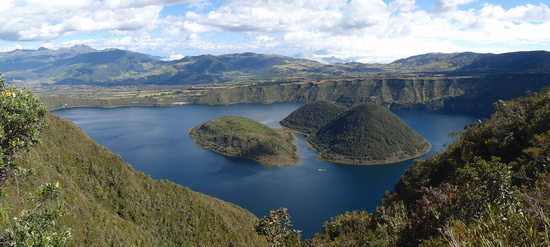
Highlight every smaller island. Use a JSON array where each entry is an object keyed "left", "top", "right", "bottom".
[{"left": 190, "top": 116, "right": 299, "bottom": 167}]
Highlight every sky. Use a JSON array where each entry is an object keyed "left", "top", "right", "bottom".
[{"left": 0, "top": 0, "right": 549, "bottom": 63}]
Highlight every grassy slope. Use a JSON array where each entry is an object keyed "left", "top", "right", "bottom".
[
  {"left": 280, "top": 101, "right": 347, "bottom": 135},
  {"left": 311, "top": 88, "right": 550, "bottom": 246},
  {"left": 310, "top": 103, "right": 430, "bottom": 164},
  {"left": 7, "top": 114, "right": 267, "bottom": 246},
  {"left": 190, "top": 116, "right": 298, "bottom": 167}
]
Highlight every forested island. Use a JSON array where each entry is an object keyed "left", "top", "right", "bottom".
[
  {"left": 190, "top": 116, "right": 298, "bottom": 167},
  {"left": 281, "top": 101, "right": 430, "bottom": 165},
  {"left": 280, "top": 101, "right": 347, "bottom": 135}
]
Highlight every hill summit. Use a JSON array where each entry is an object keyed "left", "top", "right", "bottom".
[
  {"left": 279, "top": 101, "right": 347, "bottom": 134},
  {"left": 310, "top": 103, "right": 430, "bottom": 164}
]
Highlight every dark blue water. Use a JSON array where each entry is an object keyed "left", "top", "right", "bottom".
[{"left": 53, "top": 103, "right": 475, "bottom": 238}]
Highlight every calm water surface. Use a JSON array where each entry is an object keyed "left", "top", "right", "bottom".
[{"left": 54, "top": 103, "right": 475, "bottom": 237}]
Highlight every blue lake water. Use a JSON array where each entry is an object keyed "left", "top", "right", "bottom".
[{"left": 54, "top": 103, "right": 475, "bottom": 238}]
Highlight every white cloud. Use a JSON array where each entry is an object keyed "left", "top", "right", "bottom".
[
  {"left": 169, "top": 0, "right": 550, "bottom": 62},
  {"left": 1, "top": 0, "right": 550, "bottom": 63},
  {"left": 433, "top": 0, "right": 475, "bottom": 13},
  {"left": 390, "top": 0, "right": 417, "bottom": 12},
  {"left": 478, "top": 3, "right": 550, "bottom": 22},
  {"left": 0, "top": 0, "right": 13, "bottom": 12},
  {"left": 0, "top": 0, "right": 198, "bottom": 41},
  {"left": 163, "top": 53, "right": 185, "bottom": 61},
  {"left": 341, "top": 0, "right": 388, "bottom": 30},
  {"left": 256, "top": 35, "right": 275, "bottom": 42},
  {"left": 161, "top": 16, "right": 209, "bottom": 37}
]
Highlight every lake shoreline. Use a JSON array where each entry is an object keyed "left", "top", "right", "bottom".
[
  {"left": 53, "top": 103, "right": 475, "bottom": 238},
  {"left": 189, "top": 119, "right": 300, "bottom": 168},
  {"left": 287, "top": 129, "right": 432, "bottom": 166}
]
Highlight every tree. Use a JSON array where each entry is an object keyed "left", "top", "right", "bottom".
[
  {"left": 0, "top": 77, "right": 70, "bottom": 246},
  {"left": 255, "top": 208, "right": 303, "bottom": 247},
  {"left": 0, "top": 78, "right": 46, "bottom": 186}
]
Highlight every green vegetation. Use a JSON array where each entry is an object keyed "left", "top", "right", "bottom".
[
  {"left": 255, "top": 208, "right": 302, "bottom": 247},
  {"left": 0, "top": 78, "right": 70, "bottom": 246},
  {"left": 21, "top": 48, "right": 550, "bottom": 115},
  {"left": 280, "top": 101, "right": 346, "bottom": 134},
  {"left": 190, "top": 116, "right": 298, "bottom": 167},
  {"left": 293, "top": 103, "right": 428, "bottom": 165},
  {"left": 280, "top": 101, "right": 430, "bottom": 164},
  {"left": 298, "top": 88, "right": 550, "bottom": 246},
  {"left": 189, "top": 73, "right": 550, "bottom": 115},
  {"left": 390, "top": 52, "right": 486, "bottom": 72},
  {"left": 3, "top": 113, "right": 267, "bottom": 246},
  {"left": 4, "top": 46, "right": 550, "bottom": 86}
]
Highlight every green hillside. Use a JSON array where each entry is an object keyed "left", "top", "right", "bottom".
[
  {"left": 4, "top": 47, "right": 550, "bottom": 87},
  {"left": 390, "top": 52, "right": 487, "bottom": 72},
  {"left": 190, "top": 116, "right": 298, "bottom": 167},
  {"left": 459, "top": 50, "right": 550, "bottom": 73},
  {"left": 5, "top": 114, "right": 267, "bottom": 246},
  {"left": 309, "top": 103, "right": 430, "bottom": 165},
  {"left": 280, "top": 101, "right": 347, "bottom": 134},
  {"left": 308, "top": 88, "right": 550, "bottom": 246}
]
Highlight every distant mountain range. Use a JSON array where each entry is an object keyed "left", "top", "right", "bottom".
[{"left": 1, "top": 45, "right": 550, "bottom": 86}]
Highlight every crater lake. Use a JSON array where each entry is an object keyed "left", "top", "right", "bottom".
[{"left": 54, "top": 103, "right": 475, "bottom": 237}]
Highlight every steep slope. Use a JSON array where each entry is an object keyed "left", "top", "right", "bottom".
[
  {"left": 190, "top": 116, "right": 298, "bottom": 167},
  {"left": 311, "top": 88, "right": 550, "bottom": 246},
  {"left": 280, "top": 101, "right": 347, "bottom": 134},
  {"left": 192, "top": 73, "right": 550, "bottom": 115},
  {"left": 7, "top": 114, "right": 267, "bottom": 246},
  {"left": 309, "top": 103, "right": 430, "bottom": 164}
]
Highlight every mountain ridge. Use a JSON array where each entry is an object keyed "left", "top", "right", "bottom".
[{"left": 2, "top": 46, "right": 550, "bottom": 86}]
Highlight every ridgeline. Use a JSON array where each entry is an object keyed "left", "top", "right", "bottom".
[{"left": 280, "top": 101, "right": 347, "bottom": 135}]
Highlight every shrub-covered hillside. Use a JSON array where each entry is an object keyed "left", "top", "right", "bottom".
[
  {"left": 5, "top": 114, "right": 267, "bottom": 246},
  {"left": 309, "top": 103, "right": 430, "bottom": 165},
  {"left": 190, "top": 116, "right": 298, "bottom": 167},
  {"left": 280, "top": 101, "right": 347, "bottom": 134},
  {"left": 307, "top": 88, "right": 550, "bottom": 246}
]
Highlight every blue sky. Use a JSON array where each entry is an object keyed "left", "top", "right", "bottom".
[{"left": 0, "top": 0, "right": 549, "bottom": 63}]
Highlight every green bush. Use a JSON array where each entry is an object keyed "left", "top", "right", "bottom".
[
  {"left": 0, "top": 78, "right": 46, "bottom": 175},
  {"left": 306, "top": 88, "right": 550, "bottom": 246},
  {"left": 256, "top": 208, "right": 303, "bottom": 247},
  {"left": 0, "top": 76, "right": 70, "bottom": 246}
]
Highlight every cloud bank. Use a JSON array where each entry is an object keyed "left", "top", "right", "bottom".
[{"left": 0, "top": 0, "right": 549, "bottom": 62}]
